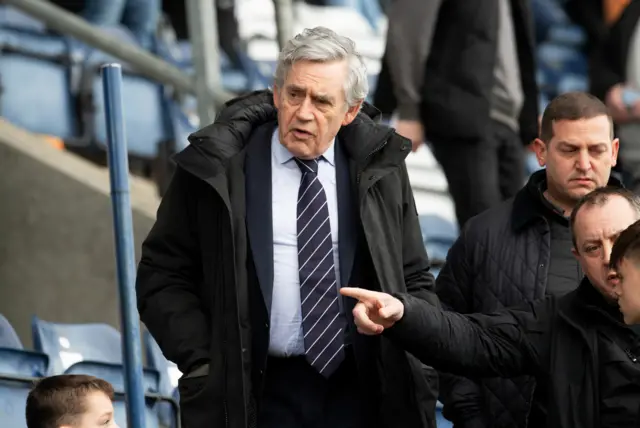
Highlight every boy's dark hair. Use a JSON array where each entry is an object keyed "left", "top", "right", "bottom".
[
  {"left": 569, "top": 187, "right": 640, "bottom": 251},
  {"left": 26, "top": 374, "right": 114, "bottom": 428},
  {"left": 540, "top": 92, "right": 613, "bottom": 143},
  {"left": 610, "top": 219, "right": 640, "bottom": 269}
]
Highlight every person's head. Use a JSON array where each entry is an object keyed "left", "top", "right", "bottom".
[
  {"left": 26, "top": 375, "right": 117, "bottom": 428},
  {"left": 570, "top": 187, "right": 640, "bottom": 301},
  {"left": 532, "top": 92, "right": 619, "bottom": 213},
  {"left": 273, "top": 26, "right": 367, "bottom": 159},
  {"left": 609, "top": 219, "right": 640, "bottom": 324}
]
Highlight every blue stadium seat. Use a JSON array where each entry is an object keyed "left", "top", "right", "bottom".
[
  {"left": 0, "top": 314, "right": 49, "bottom": 428},
  {"left": 0, "top": 313, "right": 21, "bottom": 349},
  {"left": 166, "top": 39, "right": 270, "bottom": 93},
  {"left": 0, "top": 5, "right": 45, "bottom": 32},
  {"left": 31, "top": 317, "right": 158, "bottom": 389},
  {"left": 75, "top": 25, "right": 171, "bottom": 160},
  {"left": 31, "top": 317, "right": 169, "bottom": 428},
  {"left": 435, "top": 401, "right": 453, "bottom": 428},
  {"left": 418, "top": 214, "right": 458, "bottom": 265},
  {"left": 0, "top": 13, "right": 79, "bottom": 140}
]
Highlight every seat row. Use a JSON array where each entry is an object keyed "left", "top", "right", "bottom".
[{"left": 0, "top": 314, "right": 180, "bottom": 428}]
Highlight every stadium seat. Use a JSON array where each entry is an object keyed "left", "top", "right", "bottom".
[
  {"left": 74, "top": 25, "right": 171, "bottom": 160},
  {"left": 435, "top": 401, "right": 453, "bottom": 428},
  {"left": 31, "top": 317, "right": 172, "bottom": 428},
  {"left": 418, "top": 214, "right": 458, "bottom": 266},
  {"left": 0, "top": 314, "right": 49, "bottom": 428},
  {"left": 165, "top": 39, "right": 271, "bottom": 93},
  {"left": 144, "top": 332, "right": 181, "bottom": 428},
  {"left": 0, "top": 313, "right": 21, "bottom": 349},
  {"left": 31, "top": 317, "right": 159, "bottom": 389},
  {"left": 0, "top": 5, "right": 45, "bottom": 32},
  {"left": 0, "top": 7, "right": 79, "bottom": 141}
]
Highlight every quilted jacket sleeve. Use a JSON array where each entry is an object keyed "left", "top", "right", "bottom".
[
  {"left": 435, "top": 225, "right": 488, "bottom": 427},
  {"left": 385, "top": 294, "right": 551, "bottom": 378}
]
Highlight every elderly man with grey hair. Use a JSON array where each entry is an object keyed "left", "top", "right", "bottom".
[{"left": 136, "top": 27, "right": 439, "bottom": 428}]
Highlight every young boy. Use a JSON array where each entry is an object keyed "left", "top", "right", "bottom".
[
  {"left": 26, "top": 374, "right": 119, "bottom": 428},
  {"left": 610, "top": 219, "right": 640, "bottom": 326}
]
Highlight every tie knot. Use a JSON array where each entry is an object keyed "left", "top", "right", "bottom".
[{"left": 294, "top": 157, "right": 319, "bottom": 174}]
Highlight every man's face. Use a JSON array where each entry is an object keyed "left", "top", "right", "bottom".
[
  {"left": 572, "top": 196, "right": 639, "bottom": 301},
  {"left": 613, "top": 257, "right": 640, "bottom": 324},
  {"left": 273, "top": 59, "right": 361, "bottom": 159},
  {"left": 64, "top": 391, "right": 118, "bottom": 428},
  {"left": 533, "top": 116, "right": 618, "bottom": 208}
]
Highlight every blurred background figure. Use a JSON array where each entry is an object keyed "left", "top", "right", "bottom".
[
  {"left": 373, "top": 0, "right": 539, "bottom": 228},
  {"left": 591, "top": 1, "right": 640, "bottom": 194},
  {"left": 83, "top": 0, "right": 161, "bottom": 49}
]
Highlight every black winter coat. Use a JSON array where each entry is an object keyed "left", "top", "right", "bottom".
[
  {"left": 390, "top": 280, "right": 640, "bottom": 428},
  {"left": 136, "top": 91, "right": 440, "bottom": 428},
  {"left": 435, "top": 170, "right": 622, "bottom": 427}
]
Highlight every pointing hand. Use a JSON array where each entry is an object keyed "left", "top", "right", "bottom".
[{"left": 340, "top": 287, "right": 405, "bottom": 335}]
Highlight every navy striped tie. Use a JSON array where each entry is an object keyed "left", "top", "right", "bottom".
[{"left": 294, "top": 157, "right": 346, "bottom": 377}]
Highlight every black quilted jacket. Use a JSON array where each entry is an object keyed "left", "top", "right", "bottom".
[{"left": 435, "top": 170, "right": 622, "bottom": 428}]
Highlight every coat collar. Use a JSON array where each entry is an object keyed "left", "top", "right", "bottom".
[
  {"left": 511, "top": 170, "right": 624, "bottom": 232},
  {"left": 173, "top": 90, "right": 410, "bottom": 183}
]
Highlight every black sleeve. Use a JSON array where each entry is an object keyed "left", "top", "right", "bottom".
[
  {"left": 435, "top": 226, "right": 487, "bottom": 426},
  {"left": 385, "top": 294, "right": 552, "bottom": 379},
  {"left": 588, "top": 1, "right": 640, "bottom": 99},
  {"left": 136, "top": 168, "right": 210, "bottom": 374},
  {"left": 400, "top": 162, "right": 439, "bottom": 307},
  {"left": 564, "top": 0, "right": 607, "bottom": 52},
  {"left": 589, "top": 18, "right": 626, "bottom": 100}
]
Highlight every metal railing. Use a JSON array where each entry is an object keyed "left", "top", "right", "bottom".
[
  {"left": 5, "top": 0, "right": 295, "bottom": 125},
  {"left": 3, "top": 0, "right": 235, "bottom": 125}
]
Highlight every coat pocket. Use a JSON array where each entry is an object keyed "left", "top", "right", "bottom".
[{"left": 178, "top": 374, "right": 220, "bottom": 428}]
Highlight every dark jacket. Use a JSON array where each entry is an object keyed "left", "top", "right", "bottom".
[
  {"left": 590, "top": 0, "right": 640, "bottom": 100},
  {"left": 136, "top": 90, "right": 440, "bottom": 428},
  {"left": 373, "top": 0, "right": 538, "bottom": 145},
  {"left": 389, "top": 279, "right": 640, "bottom": 428},
  {"left": 435, "top": 170, "right": 622, "bottom": 428}
]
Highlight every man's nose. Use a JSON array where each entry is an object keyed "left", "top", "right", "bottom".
[
  {"left": 575, "top": 151, "right": 592, "bottom": 171},
  {"left": 603, "top": 241, "right": 613, "bottom": 265},
  {"left": 296, "top": 98, "right": 314, "bottom": 121}
]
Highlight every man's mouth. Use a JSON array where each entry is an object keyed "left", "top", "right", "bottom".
[
  {"left": 292, "top": 128, "right": 313, "bottom": 137},
  {"left": 572, "top": 177, "right": 593, "bottom": 183}
]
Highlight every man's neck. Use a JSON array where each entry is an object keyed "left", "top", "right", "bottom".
[{"left": 543, "top": 190, "right": 574, "bottom": 217}]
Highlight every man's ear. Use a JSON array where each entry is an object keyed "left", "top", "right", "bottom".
[
  {"left": 531, "top": 138, "right": 548, "bottom": 167},
  {"left": 572, "top": 247, "right": 579, "bottom": 260},
  {"left": 273, "top": 85, "right": 280, "bottom": 109},
  {"left": 341, "top": 102, "right": 362, "bottom": 126},
  {"left": 611, "top": 137, "right": 620, "bottom": 166}
]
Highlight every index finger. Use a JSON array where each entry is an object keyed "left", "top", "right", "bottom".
[{"left": 340, "top": 287, "right": 380, "bottom": 303}]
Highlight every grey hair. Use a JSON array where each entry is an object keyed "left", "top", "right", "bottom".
[{"left": 274, "top": 26, "right": 368, "bottom": 108}]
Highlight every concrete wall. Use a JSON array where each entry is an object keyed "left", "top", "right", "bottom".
[{"left": 0, "top": 120, "right": 160, "bottom": 347}]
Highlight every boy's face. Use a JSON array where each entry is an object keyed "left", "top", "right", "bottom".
[
  {"left": 62, "top": 391, "right": 118, "bottom": 428},
  {"left": 613, "top": 257, "right": 640, "bottom": 324}
]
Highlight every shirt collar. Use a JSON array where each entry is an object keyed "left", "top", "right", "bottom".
[{"left": 271, "top": 127, "right": 335, "bottom": 166}]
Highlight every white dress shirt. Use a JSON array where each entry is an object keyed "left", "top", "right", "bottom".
[{"left": 268, "top": 128, "right": 341, "bottom": 357}]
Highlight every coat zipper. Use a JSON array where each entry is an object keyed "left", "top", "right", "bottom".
[{"left": 356, "top": 133, "right": 392, "bottom": 184}]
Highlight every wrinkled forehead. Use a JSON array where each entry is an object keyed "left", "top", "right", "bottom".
[{"left": 574, "top": 197, "right": 638, "bottom": 244}]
